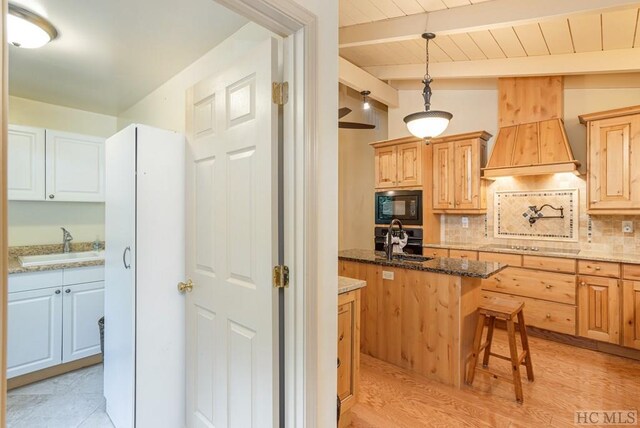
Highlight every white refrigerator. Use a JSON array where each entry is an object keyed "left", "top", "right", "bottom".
[{"left": 104, "top": 124, "right": 185, "bottom": 428}]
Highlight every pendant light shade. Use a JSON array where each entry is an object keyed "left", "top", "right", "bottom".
[
  {"left": 7, "top": 3, "right": 58, "bottom": 49},
  {"left": 403, "top": 33, "right": 452, "bottom": 140}
]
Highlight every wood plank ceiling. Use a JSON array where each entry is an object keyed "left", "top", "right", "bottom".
[{"left": 340, "top": 4, "right": 640, "bottom": 68}]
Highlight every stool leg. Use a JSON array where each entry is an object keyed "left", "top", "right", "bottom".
[
  {"left": 466, "top": 313, "right": 486, "bottom": 385},
  {"left": 482, "top": 316, "right": 496, "bottom": 368},
  {"left": 517, "top": 310, "right": 534, "bottom": 382},
  {"left": 506, "top": 319, "right": 524, "bottom": 403}
]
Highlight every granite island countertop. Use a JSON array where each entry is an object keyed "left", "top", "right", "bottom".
[
  {"left": 338, "top": 276, "right": 366, "bottom": 294},
  {"left": 339, "top": 249, "right": 506, "bottom": 279},
  {"left": 8, "top": 242, "right": 105, "bottom": 275}
]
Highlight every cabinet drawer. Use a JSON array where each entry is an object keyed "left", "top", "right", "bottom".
[
  {"left": 481, "top": 267, "right": 576, "bottom": 305},
  {"left": 522, "top": 255, "right": 576, "bottom": 274},
  {"left": 481, "top": 291, "right": 576, "bottom": 335},
  {"left": 623, "top": 264, "right": 640, "bottom": 281},
  {"left": 578, "top": 260, "right": 620, "bottom": 278},
  {"left": 449, "top": 249, "right": 478, "bottom": 260},
  {"left": 424, "top": 247, "right": 448, "bottom": 258},
  {"left": 63, "top": 266, "right": 105, "bottom": 285},
  {"left": 478, "top": 252, "right": 522, "bottom": 267},
  {"left": 8, "top": 270, "right": 63, "bottom": 293}
]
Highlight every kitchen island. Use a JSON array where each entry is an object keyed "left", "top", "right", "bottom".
[{"left": 338, "top": 249, "right": 505, "bottom": 387}]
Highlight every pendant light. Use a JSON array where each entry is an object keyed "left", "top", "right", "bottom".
[
  {"left": 360, "top": 90, "right": 371, "bottom": 110},
  {"left": 403, "top": 33, "right": 452, "bottom": 140},
  {"left": 7, "top": 3, "right": 58, "bottom": 49}
]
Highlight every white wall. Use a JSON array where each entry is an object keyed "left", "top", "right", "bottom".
[{"left": 8, "top": 96, "right": 117, "bottom": 246}]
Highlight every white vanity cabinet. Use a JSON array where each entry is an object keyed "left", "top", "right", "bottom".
[
  {"left": 7, "top": 266, "right": 105, "bottom": 379},
  {"left": 7, "top": 126, "right": 105, "bottom": 202}
]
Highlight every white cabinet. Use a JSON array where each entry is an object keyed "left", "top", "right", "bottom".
[
  {"left": 46, "top": 130, "right": 105, "bottom": 202},
  {"left": 7, "top": 125, "right": 45, "bottom": 201},
  {"left": 63, "top": 281, "right": 105, "bottom": 362},
  {"left": 7, "top": 287, "right": 63, "bottom": 378},
  {"left": 7, "top": 126, "right": 105, "bottom": 202}
]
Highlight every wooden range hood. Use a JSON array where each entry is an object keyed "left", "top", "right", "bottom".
[{"left": 483, "top": 77, "right": 580, "bottom": 178}]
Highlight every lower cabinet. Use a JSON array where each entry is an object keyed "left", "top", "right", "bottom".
[
  {"left": 63, "top": 281, "right": 105, "bottom": 362},
  {"left": 623, "top": 281, "right": 640, "bottom": 350},
  {"left": 338, "top": 289, "right": 360, "bottom": 425},
  {"left": 577, "top": 275, "right": 620, "bottom": 344}
]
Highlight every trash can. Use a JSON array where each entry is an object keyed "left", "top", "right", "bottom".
[{"left": 98, "top": 317, "right": 105, "bottom": 354}]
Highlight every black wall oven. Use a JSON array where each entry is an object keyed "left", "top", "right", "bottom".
[{"left": 375, "top": 190, "right": 422, "bottom": 226}]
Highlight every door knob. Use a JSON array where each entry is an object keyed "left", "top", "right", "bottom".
[{"left": 178, "top": 279, "right": 194, "bottom": 293}]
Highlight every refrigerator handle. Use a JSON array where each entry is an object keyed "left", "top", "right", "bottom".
[{"left": 123, "top": 246, "right": 131, "bottom": 269}]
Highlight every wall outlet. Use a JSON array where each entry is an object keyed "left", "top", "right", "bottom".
[
  {"left": 461, "top": 217, "right": 469, "bottom": 229},
  {"left": 623, "top": 221, "right": 634, "bottom": 233},
  {"left": 382, "top": 271, "right": 394, "bottom": 280}
]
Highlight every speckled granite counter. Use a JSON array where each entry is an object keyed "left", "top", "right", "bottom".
[
  {"left": 423, "top": 243, "right": 640, "bottom": 265},
  {"left": 338, "top": 276, "right": 366, "bottom": 294},
  {"left": 8, "top": 242, "right": 105, "bottom": 275},
  {"left": 338, "top": 249, "right": 506, "bottom": 279}
]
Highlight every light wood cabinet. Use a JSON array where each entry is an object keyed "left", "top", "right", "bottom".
[
  {"left": 448, "top": 249, "right": 478, "bottom": 260},
  {"left": 372, "top": 138, "right": 422, "bottom": 189},
  {"left": 337, "top": 289, "right": 360, "bottom": 423},
  {"left": 579, "top": 106, "right": 640, "bottom": 213},
  {"left": 430, "top": 131, "right": 490, "bottom": 213},
  {"left": 424, "top": 246, "right": 449, "bottom": 258},
  {"left": 578, "top": 275, "right": 620, "bottom": 344},
  {"left": 622, "top": 281, "right": 640, "bottom": 350},
  {"left": 7, "top": 125, "right": 46, "bottom": 201}
]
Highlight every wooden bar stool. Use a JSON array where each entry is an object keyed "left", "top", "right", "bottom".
[{"left": 466, "top": 297, "right": 534, "bottom": 403}]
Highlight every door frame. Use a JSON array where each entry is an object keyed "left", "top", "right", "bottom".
[{"left": 0, "top": 0, "right": 324, "bottom": 426}]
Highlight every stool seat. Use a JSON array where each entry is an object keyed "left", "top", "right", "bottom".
[{"left": 466, "top": 296, "right": 534, "bottom": 403}]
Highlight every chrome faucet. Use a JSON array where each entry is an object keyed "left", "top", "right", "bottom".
[
  {"left": 385, "top": 219, "right": 404, "bottom": 260},
  {"left": 61, "top": 228, "right": 73, "bottom": 253}
]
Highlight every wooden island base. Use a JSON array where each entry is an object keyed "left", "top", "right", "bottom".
[{"left": 339, "top": 260, "right": 484, "bottom": 387}]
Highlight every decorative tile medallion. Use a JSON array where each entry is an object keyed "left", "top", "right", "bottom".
[{"left": 495, "top": 189, "right": 579, "bottom": 242}]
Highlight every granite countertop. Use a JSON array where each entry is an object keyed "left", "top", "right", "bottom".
[
  {"left": 338, "top": 276, "right": 366, "bottom": 294},
  {"left": 339, "top": 249, "right": 506, "bottom": 279},
  {"left": 424, "top": 243, "right": 640, "bottom": 265},
  {"left": 8, "top": 242, "right": 105, "bottom": 275}
]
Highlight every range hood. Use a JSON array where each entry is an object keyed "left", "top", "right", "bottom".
[{"left": 483, "top": 77, "right": 580, "bottom": 178}]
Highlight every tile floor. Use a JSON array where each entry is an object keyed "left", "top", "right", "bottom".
[{"left": 7, "top": 364, "right": 114, "bottom": 428}]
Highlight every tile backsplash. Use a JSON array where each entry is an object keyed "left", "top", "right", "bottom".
[{"left": 441, "top": 174, "right": 640, "bottom": 254}]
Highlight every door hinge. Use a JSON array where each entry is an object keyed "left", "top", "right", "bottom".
[
  {"left": 272, "top": 82, "right": 289, "bottom": 106},
  {"left": 273, "top": 265, "right": 290, "bottom": 288}
]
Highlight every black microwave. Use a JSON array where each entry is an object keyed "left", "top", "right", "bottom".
[{"left": 375, "top": 190, "right": 422, "bottom": 225}]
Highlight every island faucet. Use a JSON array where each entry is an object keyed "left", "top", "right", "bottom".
[
  {"left": 385, "top": 218, "right": 404, "bottom": 260},
  {"left": 61, "top": 227, "right": 73, "bottom": 253}
]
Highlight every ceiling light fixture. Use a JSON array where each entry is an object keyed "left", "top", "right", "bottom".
[
  {"left": 361, "top": 90, "right": 371, "bottom": 110},
  {"left": 403, "top": 33, "right": 452, "bottom": 141},
  {"left": 7, "top": 3, "right": 58, "bottom": 49}
]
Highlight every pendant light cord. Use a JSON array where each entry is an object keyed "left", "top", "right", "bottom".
[{"left": 422, "top": 35, "right": 433, "bottom": 112}]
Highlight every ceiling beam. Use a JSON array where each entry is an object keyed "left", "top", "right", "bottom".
[
  {"left": 338, "top": 57, "right": 399, "bottom": 107},
  {"left": 339, "top": 0, "right": 640, "bottom": 48},
  {"left": 362, "top": 48, "right": 640, "bottom": 80}
]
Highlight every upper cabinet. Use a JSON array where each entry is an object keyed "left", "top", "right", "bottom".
[
  {"left": 579, "top": 105, "right": 640, "bottom": 214},
  {"left": 431, "top": 131, "right": 491, "bottom": 213},
  {"left": 372, "top": 138, "right": 422, "bottom": 189},
  {"left": 8, "top": 126, "right": 106, "bottom": 202}
]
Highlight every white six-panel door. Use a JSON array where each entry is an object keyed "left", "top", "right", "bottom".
[{"left": 185, "top": 37, "right": 280, "bottom": 428}]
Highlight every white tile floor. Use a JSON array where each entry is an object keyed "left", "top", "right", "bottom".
[{"left": 7, "top": 364, "right": 114, "bottom": 428}]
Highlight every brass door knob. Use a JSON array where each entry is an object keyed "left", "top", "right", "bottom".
[{"left": 178, "top": 279, "right": 194, "bottom": 293}]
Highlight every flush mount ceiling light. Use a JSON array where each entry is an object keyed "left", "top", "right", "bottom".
[
  {"left": 361, "top": 90, "right": 371, "bottom": 110},
  {"left": 8, "top": 3, "right": 58, "bottom": 48},
  {"left": 403, "top": 33, "right": 452, "bottom": 141}
]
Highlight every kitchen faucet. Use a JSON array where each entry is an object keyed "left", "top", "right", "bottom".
[
  {"left": 385, "top": 218, "right": 404, "bottom": 260},
  {"left": 61, "top": 227, "right": 73, "bottom": 253}
]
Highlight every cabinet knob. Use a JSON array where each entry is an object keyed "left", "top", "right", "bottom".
[
  {"left": 595, "top": 266, "right": 601, "bottom": 271},
  {"left": 337, "top": 358, "right": 341, "bottom": 368},
  {"left": 546, "top": 313, "right": 551, "bottom": 319},
  {"left": 545, "top": 284, "right": 552, "bottom": 289},
  {"left": 65, "top": 289, "right": 71, "bottom": 293},
  {"left": 49, "top": 194, "right": 55, "bottom": 199},
  {"left": 55, "top": 289, "right": 61, "bottom": 295},
  {"left": 580, "top": 281, "right": 586, "bottom": 287},
  {"left": 339, "top": 333, "right": 344, "bottom": 342}
]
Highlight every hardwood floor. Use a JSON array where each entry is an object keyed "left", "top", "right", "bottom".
[{"left": 347, "top": 331, "right": 640, "bottom": 427}]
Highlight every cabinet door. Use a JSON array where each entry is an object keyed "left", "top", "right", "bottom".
[
  {"left": 454, "top": 139, "right": 480, "bottom": 210},
  {"left": 588, "top": 114, "right": 640, "bottom": 210},
  {"left": 432, "top": 142, "right": 454, "bottom": 210},
  {"left": 374, "top": 146, "right": 397, "bottom": 189},
  {"left": 396, "top": 142, "right": 422, "bottom": 187},
  {"left": 7, "top": 287, "right": 62, "bottom": 378},
  {"left": 46, "top": 130, "right": 105, "bottom": 202},
  {"left": 578, "top": 276, "right": 620, "bottom": 343},
  {"left": 7, "top": 125, "right": 45, "bottom": 201},
  {"left": 623, "top": 281, "right": 640, "bottom": 350},
  {"left": 62, "top": 281, "right": 105, "bottom": 362},
  {"left": 337, "top": 290, "right": 360, "bottom": 416}
]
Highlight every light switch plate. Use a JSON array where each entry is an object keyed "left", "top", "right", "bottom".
[
  {"left": 382, "top": 271, "right": 394, "bottom": 280},
  {"left": 623, "top": 221, "right": 634, "bottom": 233},
  {"left": 462, "top": 217, "right": 469, "bottom": 229}
]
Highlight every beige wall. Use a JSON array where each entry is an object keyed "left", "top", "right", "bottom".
[
  {"left": 338, "top": 86, "right": 387, "bottom": 250},
  {"left": 8, "top": 96, "right": 117, "bottom": 246}
]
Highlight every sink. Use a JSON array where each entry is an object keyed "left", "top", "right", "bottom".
[
  {"left": 392, "top": 254, "right": 432, "bottom": 262},
  {"left": 19, "top": 250, "right": 105, "bottom": 267}
]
